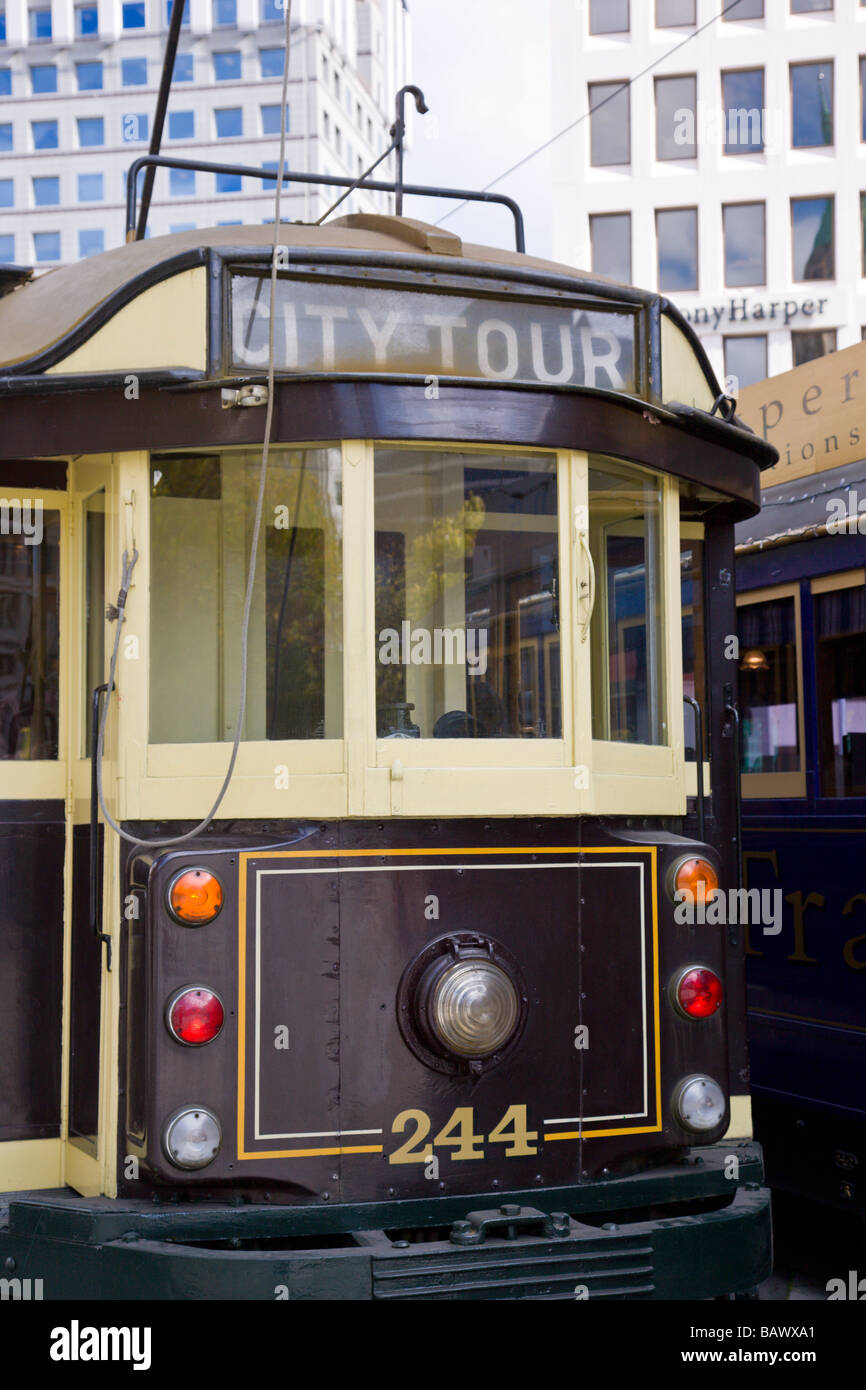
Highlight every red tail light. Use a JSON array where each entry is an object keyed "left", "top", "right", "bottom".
[
  {"left": 673, "top": 966, "right": 723, "bottom": 1020},
  {"left": 166, "top": 986, "right": 225, "bottom": 1045}
]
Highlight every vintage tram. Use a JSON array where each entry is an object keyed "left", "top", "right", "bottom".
[
  {"left": 736, "top": 344, "right": 866, "bottom": 1217},
  {"left": 0, "top": 200, "right": 774, "bottom": 1299}
]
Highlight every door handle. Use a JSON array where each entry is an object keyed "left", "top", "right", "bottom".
[{"left": 577, "top": 530, "right": 596, "bottom": 643}]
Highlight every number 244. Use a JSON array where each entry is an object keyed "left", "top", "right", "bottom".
[{"left": 389, "top": 1104, "right": 537, "bottom": 1164}]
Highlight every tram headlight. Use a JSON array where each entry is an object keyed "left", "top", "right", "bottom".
[
  {"left": 167, "top": 868, "right": 224, "bottom": 926},
  {"left": 671, "top": 966, "right": 723, "bottom": 1020},
  {"left": 425, "top": 958, "right": 520, "bottom": 1058},
  {"left": 166, "top": 986, "right": 225, "bottom": 1045},
  {"left": 672, "top": 1074, "right": 727, "bottom": 1133},
  {"left": 163, "top": 1106, "right": 222, "bottom": 1169},
  {"left": 667, "top": 855, "right": 719, "bottom": 906}
]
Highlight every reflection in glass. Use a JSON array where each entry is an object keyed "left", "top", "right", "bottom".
[
  {"left": 791, "top": 329, "right": 836, "bottom": 367},
  {"left": 0, "top": 508, "right": 60, "bottom": 759},
  {"left": 374, "top": 449, "right": 560, "bottom": 740},
  {"left": 656, "top": 0, "right": 695, "bottom": 25},
  {"left": 149, "top": 449, "right": 343, "bottom": 743},
  {"left": 590, "top": 212, "right": 631, "bottom": 283},
  {"left": 791, "top": 0, "right": 832, "bottom": 12},
  {"left": 724, "top": 334, "right": 767, "bottom": 389},
  {"left": 738, "top": 598, "right": 800, "bottom": 773},
  {"left": 657, "top": 207, "right": 698, "bottom": 291},
  {"left": 589, "top": 81, "right": 630, "bottom": 166},
  {"left": 791, "top": 62, "right": 833, "bottom": 148},
  {"left": 590, "top": 0, "right": 629, "bottom": 33},
  {"left": 792, "top": 196, "right": 834, "bottom": 280},
  {"left": 681, "top": 537, "right": 706, "bottom": 762},
  {"left": 816, "top": 585, "right": 866, "bottom": 796},
  {"left": 724, "top": 202, "right": 765, "bottom": 286},
  {"left": 83, "top": 491, "right": 105, "bottom": 755},
  {"left": 655, "top": 75, "right": 696, "bottom": 160},
  {"left": 589, "top": 459, "right": 665, "bottom": 746},
  {"left": 721, "top": 69, "right": 764, "bottom": 153},
  {"left": 724, "top": 0, "right": 763, "bottom": 17}
]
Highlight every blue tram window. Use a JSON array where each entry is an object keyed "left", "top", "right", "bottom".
[
  {"left": 815, "top": 585, "right": 866, "bottom": 797},
  {"left": 737, "top": 596, "right": 801, "bottom": 774}
]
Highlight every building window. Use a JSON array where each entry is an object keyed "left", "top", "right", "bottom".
[
  {"left": 656, "top": 0, "right": 695, "bottom": 26},
  {"left": 77, "top": 117, "right": 104, "bottom": 147},
  {"left": 122, "top": 57, "right": 148, "bottom": 85},
  {"left": 214, "top": 50, "right": 241, "bottom": 81},
  {"left": 169, "top": 222, "right": 196, "bottom": 232},
  {"left": 590, "top": 0, "right": 629, "bottom": 33},
  {"left": 76, "top": 61, "right": 103, "bottom": 91},
  {"left": 861, "top": 58, "right": 866, "bottom": 141},
  {"left": 122, "top": 113, "right": 149, "bottom": 142},
  {"left": 32, "top": 119, "right": 59, "bottom": 149},
  {"left": 0, "top": 178, "right": 12, "bottom": 208},
  {"left": 791, "top": 329, "right": 837, "bottom": 366},
  {"left": 216, "top": 171, "right": 242, "bottom": 192},
  {"left": 215, "top": 108, "right": 243, "bottom": 138},
  {"left": 0, "top": 122, "right": 10, "bottom": 152},
  {"left": 29, "top": 7, "right": 52, "bottom": 40},
  {"left": 261, "top": 0, "right": 282, "bottom": 21},
  {"left": 0, "top": 235, "right": 14, "bottom": 260},
  {"left": 322, "top": 110, "right": 330, "bottom": 141},
  {"left": 723, "top": 0, "right": 763, "bottom": 16},
  {"left": 79, "top": 228, "right": 104, "bottom": 258},
  {"left": 30, "top": 64, "right": 57, "bottom": 94},
  {"left": 861, "top": 192, "right": 866, "bottom": 273},
  {"left": 169, "top": 166, "right": 195, "bottom": 195},
  {"left": 721, "top": 68, "right": 764, "bottom": 153},
  {"left": 260, "top": 159, "right": 279, "bottom": 190},
  {"left": 217, "top": 220, "right": 241, "bottom": 226},
  {"left": 33, "top": 175, "right": 60, "bottom": 205},
  {"left": 78, "top": 172, "right": 104, "bottom": 200},
  {"left": 33, "top": 232, "right": 61, "bottom": 262},
  {"left": 791, "top": 62, "right": 833, "bottom": 148},
  {"left": 261, "top": 104, "right": 290, "bottom": 135},
  {"left": 334, "top": 124, "right": 342, "bottom": 155},
  {"left": 589, "top": 81, "right": 630, "bottom": 166},
  {"left": 75, "top": 4, "right": 99, "bottom": 35},
  {"left": 260, "top": 47, "right": 285, "bottom": 77},
  {"left": 166, "top": 0, "right": 190, "bottom": 24},
  {"left": 0, "top": 8, "right": 5, "bottom": 41},
  {"left": 590, "top": 212, "right": 631, "bottom": 282},
  {"left": 175, "top": 53, "right": 193, "bottom": 81},
  {"left": 168, "top": 110, "right": 194, "bottom": 139},
  {"left": 122, "top": 2, "right": 146, "bottom": 27},
  {"left": 656, "top": 207, "right": 698, "bottom": 290},
  {"left": 791, "top": 0, "right": 832, "bottom": 12},
  {"left": 792, "top": 195, "right": 834, "bottom": 280},
  {"left": 0, "top": 68, "right": 9, "bottom": 95},
  {"left": 724, "top": 335, "right": 767, "bottom": 390},
  {"left": 723, "top": 202, "right": 765, "bottom": 286},
  {"left": 214, "top": 0, "right": 236, "bottom": 22},
  {"left": 655, "top": 74, "right": 696, "bottom": 160}
]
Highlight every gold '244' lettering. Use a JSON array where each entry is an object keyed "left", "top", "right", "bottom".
[{"left": 389, "top": 1104, "right": 537, "bottom": 1164}]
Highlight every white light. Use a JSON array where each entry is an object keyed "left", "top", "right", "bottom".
[
  {"left": 163, "top": 1107, "right": 222, "bottom": 1169},
  {"left": 673, "top": 1075, "right": 726, "bottom": 1133},
  {"left": 430, "top": 960, "right": 519, "bottom": 1057}
]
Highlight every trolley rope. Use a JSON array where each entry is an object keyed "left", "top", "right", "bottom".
[{"left": 95, "top": 0, "right": 294, "bottom": 850}]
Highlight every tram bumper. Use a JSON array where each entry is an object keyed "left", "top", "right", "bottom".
[{"left": 0, "top": 1143, "right": 770, "bottom": 1300}]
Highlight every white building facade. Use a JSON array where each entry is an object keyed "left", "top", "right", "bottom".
[
  {"left": 552, "top": 0, "right": 866, "bottom": 388},
  {"left": 0, "top": 0, "right": 409, "bottom": 266}
]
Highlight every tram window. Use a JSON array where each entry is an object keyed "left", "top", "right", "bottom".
[
  {"left": 588, "top": 459, "right": 665, "bottom": 746},
  {"left": 815, "top": 582, "right": 866, "bottom": 796},
  {"left": 373, "top": 448, "right": 561, "bottom": 740},
  {"left": 681, "top": 536, "right": 706, "bottom": 760},
  {"left": 149, "top": 448, "right": 343, "bottom": 743},
  {"left": 0, "top": 510, "right": 60, "bottom": 760},
  {"left": 737, "top": 596, "right": 800, "bottom": 773},
  {"left": 83, "top": 491, "right": 105, "bottom": 755}
]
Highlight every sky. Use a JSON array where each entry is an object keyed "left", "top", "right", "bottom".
[{"left": 398, "top": 0, "right": 555, "bottom": 259}]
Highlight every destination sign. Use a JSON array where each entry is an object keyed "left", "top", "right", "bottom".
[{"left": 230, "top": 273, "right": 637, "bottom": 392}]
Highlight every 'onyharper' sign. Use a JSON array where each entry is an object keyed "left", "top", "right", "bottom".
[{"left": 230, "top": 273, "right": 637, "bottom": 391}]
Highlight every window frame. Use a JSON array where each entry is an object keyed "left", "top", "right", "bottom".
[{"left": 737, "top": 582, "right": 807, "bottom": 799}]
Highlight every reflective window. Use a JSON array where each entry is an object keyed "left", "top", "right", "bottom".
[
  {"left": 168, "top": 110, "right": 194, "bottom": 139},
  {"left": 29, "top": 7, "right": 52, "bottom": 39},
  {"left": 33, "top": 175, "right": 59, "bottom": 206},
  {"left": 721, "top": 69, "right": 764, "bottom": 153},
  {"left": 260, "top": 47, "right": 285, "bottom": 77},
  {"left": 76, "top": 61, "right": 102, "bottom": 90},
  {"left": 77, "top": 117, "right": 104, "bottom": 147},
  {"left": 78, "top": 228, "right": 104, "bottom": 258},
  {"left": 791, "top": 329, "right": 836, "bottom": 366},
  {"left": 816, "top": 583, "right": 866, "bottom": 796},
  {"left": 75, "top": 5, "right": 98, "bottom": 35},
  {"left": 30, "top": 64, "right": 57, "bottom": 93},
  {"left": 0, "top": 9, "right": 5, "bottom": 40},
  {"left": 78, "top": 172, "right": 103, "bottom": 201},
  {"left": 792, "top": 195, "right": 834, "bottom": 280},
  {"left": 791, "top": 0, "right": 832, "bottom": 11},
  {"left": 0, "top": 509, "right": 60, "bottom": 759},
  {"left": 724, "top": 202, "right": 765, "bottom": 286},
  {"left": 122, "top": 57, "right": 148, "bottom": 85},
  {"left": 589, "top": 81, "right": 630, "bottom": 166},
  {"left": 590, "top": 212, "right": 631, "bottom": 283},
  {"left": 215, "top": 107, "right": 243, "bottom": 138},
  {"left": 32, "top": 119, "right": 59, "bottom": 149},
  {"left": 657, "top": 207, "right": 698, "bottom": 291},
  {"left": 214, "top": 0, "right": 236, "bottom": 22},
  {"left": 724, "top": 0, "right": 763, "bottom": 16},
  {"left": 169, "top": 166, "right": 195, "bottom": 195},
  {"left": 724, "top": 334, "right": 767, "bottom": 389},
  {"left": 166, "top": 0, "right": 190, "bottom": 23},
  {"left": 261, "top": 0, "right": 282, "bottom": 19},
  {"left": 0, "top": 68, "right": 9, "bottom": 95},
  {"left": 738, "top": 597, "right": 800, "bottom": 773},
  {"left": 0, "top": 234, "right": 14, "bottom": 259},
  {"left": 374, "top": 448, "right": 560, "bottom": 740},
  {"left": 656, "top": 0, "right": 695, "bottom": 24},
  {"left": 589, "top": 458, "right": 665, "bottom": 745},
  {"left": 655, "top": 74, "right": 696, "bottom": 160},
  {"left": 261, "top": 104, "right": 290, "bottom": 135},
  {"left": 0, "top": 178, "right": 12, "bottom": 208},
  {"left": 0, "top": 123, "right": 11, "bottom": 152},
  {"left": 791, "top": 61, "right": 833, "bottom": 147},
  {"left": 33, "top": 231, "right": 60, "bottom": 261},
  {"left": 260, "top": 159, "right": 279, "bottom": 190},
  {"left": 175, "top": 53, "right": 193, "bottom": 81},
  {"left": 214, "top": 50, "right": 241, "bottom": 81},
  {"left": 681, "top": 535, "right": 706, "bottom": 761},
  {"left": 150, "top": 449, "right": 343, "bottom": 743},
  {"left": 590, "top": 0, "right": 629, "bottom": 33},
  {"left": 122, "top": 2, "right": 146, "bottom": 27},
  {"left": 216, "top": 171, "right": 242, "bottom": 192}
]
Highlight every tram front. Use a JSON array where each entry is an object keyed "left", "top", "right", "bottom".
[{"left": 0, "top": 215, "right": 773, "bottom": 1299}]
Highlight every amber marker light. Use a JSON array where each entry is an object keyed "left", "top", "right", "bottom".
[
  {"left": 667, "top": 855, "right": 720, "bottom": 907},
  {"left": 167, "top": 868, "right": 224, "bottom": 926}
]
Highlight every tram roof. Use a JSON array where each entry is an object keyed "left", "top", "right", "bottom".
[
  {"left": 0, "top": 216, "right": 639, "bottom": 374},
  {"left": 736, "top": 455, "right": 866, "bottom": 552}
]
